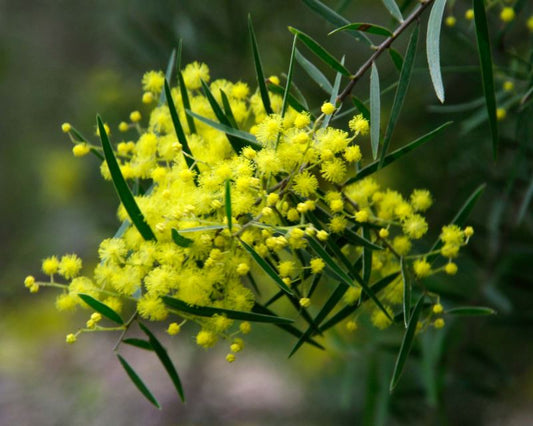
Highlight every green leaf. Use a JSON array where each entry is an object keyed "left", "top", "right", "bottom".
[
  {"left": 352, "top": 96, "right": 370, "bottom": 120},
  {"left": 473, "top": 0, "right": 499, "bottom": 157},
  {"left": 329, "top": 23, "right": 393, "bottom": 37},
  {"left": 426, "top": 0, "right": 447, "bottom": 103},
  {"left": 177, "top": 71, "right": 196, "bottom": 134},
  {"left": 445, "top": 306, "right": 497, "bottom": 316},
  {"left": 158, "top": 48, "right": 177, "bottom": 106},
  {"left": 97, "top": 116, "right": 156, "bottom": 242},
  {"left": 382, "top": 0, "right": 404, "bottom": 23},
  {"left": 186, "top": 110, "right": 261, "bottom": 150},
  {"left": 69, "top": 126, "right": 104, "bottom": 161},
  {"left": 139, "top": 323, "right": 185, "bottom": 402},
  {"left": 343, "top": 226, "right": 383, "bottom": 251},
  {"left": 78, "top": 293, "right": 124, "bottom": 324},
  {"left": 517, "top": 175, "right": 533, "bottom": 225},
  {"left": 225, "top": 179, "right": 232, "bottom": 232},
  {"left": 219, "top": 90, "right": 238, "bottom": 129},
  {"left": 267, "top": 82, "right": 313, "bottom": 117},
  {"left": 122, "top": 338, "right": 153, "bottom": 351},
  {"left": 401, "top": 257, "right": 411, "bottom": 329},
  {"left": 171, "top": 228, "right": 193, "bottom": 248},
  {"left": 379, "top": 24, "right": 419, "bottom": 169},
  {"left": 289, "top": 27, "right": 351, "bottom": 77},
  {"left": 322, "top": 59, "right": 344, "bottom": 128},
  {"left": 163, "top": 296, "right": 293, "bottom": 324},
  {"left": 390, "top": 294, "right": 425, "bottom": 392},
  {"left": 117, "top": 354, "right": 161, "bottom": 409},
  {"left": 389, "top": 48, "right": 404, "bottom": 72},
  {"left": 163, "top": 80, "right": 200, "bottom": 181},
  {"left": 370, "top": 62, "right": 381, "bottom": 160},
  {"left": 345, "top": 121, "right": 453, "bottom": 185},
  {"left": 177, "top": 224, "right": 227, "bottom": 233},
  {"left": 362, "top": 227, "right": 373, "bottom": 284},
  {"left": 239, "top": 240, "right": 293, "bottom": 295},
  {"left": 248, "top": 15, "right": 273, "bottom": 115},
  {"left": 281, "top": 35, "right": 298, "bottom": 118},
  {"left": 295, "top": 49, "right": 333, "bottom": 94},
  {"left": 302, "top": 0, "right": 371, "bottom": 44}
]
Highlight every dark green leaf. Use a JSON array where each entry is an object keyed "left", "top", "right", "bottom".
[
  {"left": 370, "top": 62, "right": 381, "bottom": 159},
  {"left": 281, "top": 35, "right": 298, "bottom": 118},
  {"left": 445, "top": 306, "right": 497, "bottom": 316},
  {"left": 163, "top": 296, "right": 293, "bottom": 324},
  {"left": 117, "top": 354, "right": 161, "bottom": 408},
  {"left": 389, "top": 48, "right": 404, "bottom": 72},
  {"left": 401, "top": 257, "right": 411, "bottom": 328},
  {"left": 177, "top": 224, "right": 227, "bottom": 233},
  {"left": 225, "top": 179, "right": 232, "bottom": 232},
  {"left": 390, "top": 294, "right": 425, "bottom": 392},
  {"left": 329, "top": 22, "right": 393, "bottom": 37},
  {"left": 379, "top": 24, "right": 419, "bottom": 169},
  {"left": 122, "top": 338, "right": 153, "bottom": 351},
  {"left": 343, "top": 226, "right": 383, "bottom": 251},
  {"left": 139, "top": 323, "right": 185, "bottom": 402},
  {"left": 382, "top": 0, "right": 404, "bottom": 23},
  {"left": 178, "top": 71, "right": 196, "bottom": 134},
  {"left": 426, "top": 0, "right": 447, "bottom": 103},
  {"left": 186, "top": 110, "right": 261, "bottom": 150},
  {"left": 163, "top": 80, "right": 200, "bottom": 181},
  {"left": 345, "top": 121, "right": 452, "bottom": 185},
  {"left": 219, "top": 90, "right": 238, "bottom": 129},
  {"left": 78, "top": 293, "right": 124, "bottom": 324},
  {"left": 473, "top": 0, "right": 499, "bottom": 157},
  {"left": 295, "top": 49, "right": 333, "bottom": 94},
  {"left": 322, "top": 60, "right": 344, "bottom": 128},
  {"left": 239, "top": 240, "right": 293, "bottom": 295},
  {"left": 289, "top": 27, "right": 351, "bottom": 77},
  {"left": 248, "top": 15, "right": 273, "bottom": 115},
  {"left": 171, "top": 228, "right": 193, "bottom": 247},
  {"left": 352, "top": 96, "right": 370, "bottom": 120},
  {"left": 158, "top": 48, "right": 176, "bottom": 105},
  {"left": 97, "top": 116, "right": 156, "bottom": 242},
  {"left": 362, "top": 227, "right": 372, "bottom": 284},
  {"left": 70, "top": 126, "right": 104, "bottom": 160},
  {"left": 302, "top": 0, "right": 371, "bottom": 44}
]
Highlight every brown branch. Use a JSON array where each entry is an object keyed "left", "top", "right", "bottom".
[{"left": 336, "top": 0, "right": 435, "bottom": 104}]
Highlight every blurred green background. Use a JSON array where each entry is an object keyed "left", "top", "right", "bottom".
[{"left": 1, "top": 0, "right": 532, "bottom": 424}]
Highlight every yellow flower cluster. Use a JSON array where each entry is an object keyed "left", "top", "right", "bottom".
[{"left": 28, "top": 62, "right": 473, "bottom": 358}]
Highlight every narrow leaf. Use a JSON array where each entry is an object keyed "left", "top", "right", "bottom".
[
  {"left": 248, "top": 15, "right": 273, "bottom": 115},
  {"left": 426, "top": 0, "right": 447, "bottom": 103},
  {"left": 122, "top": 338, "right": 153, "bottom": 351},
  {"left": 117, "top": 354, "right": 160, "bottom": 409},
  {"left": 370, "top": 62, "right": 381, "bottom": 159},
  {"left": 78, "top": 294, "right": 124, "bottom": 324},
  {"left": 163, "top": 296, "right": 293, "bottom": 324},
  {"left": 97, "top": 116, "right": 156, "bottom": 241},
  {"left": 281, "top": 35, "right": 298, "bottom": 118},
  {"left": 268, "top": 83, "right": 313, "bottom": 117},
  {"left": 177, "top": 224, "right": 227, "bottom": 233},
  {"left": 362, "top": 227, "right": 373, "bottom": 284},
  {"left": 171, "top": 228, "right": 193, "bottom": 247},
  {"left": 164, "top": 80, "right": 200, "bottom": 180},
  {"left": 186, "top": 110, "right": 261, "bottom": 150},
  {"left": 295, "top": 49, "right": 333, "bottom": 94},
  {"left": 178, "top": 71, "right": 197, "bottom": 134},
  {"left": 139, "top": 323, "right": 185, "bottom": 402},
  {"left": 322, "top": 59, "right": 344, "bottom": 128},
  {"left": 219, "top": 90, "right": 238, "bottom": 129},
  {"left": 445, "top": 306, "right": 496, "bottom": 316},
  {"left": 389, "top": 48, "right": 404, "bottom": 72},
  {"left": 379, "top": 24, "right": 419, "bottom": 169},
  {"left": 382, "top": 0, "right": 404, "bottom": 23},
  {"left": 289, "top": 27, "right": 351, "bottom": 76},
  {"left": 390, "top": 294, "right": 425, "bottom": 392},
  {"left": 401, "top": 258, "right": 411, "bottom": 328},
  {"left": 158, "top": 48, "right": 177, "bottom": 105},
  {"left": 329, "top": 23, "right": 393, "bottom": 37},
  {"left": 345, "top": 121, "right": 453, "bottom": 185},
  {"left": 239, "top": 240, "right": 293, "bottom": 295},
  {"left": 225, "top": 179, "right": 232, "bottom": 232},
  {"left": 473, "top": 0, "right": 499, "bottom": 157}
]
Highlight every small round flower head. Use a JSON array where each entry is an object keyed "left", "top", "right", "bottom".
[
  {"left": 410, "top": 189, "right": 432, "bottom": 212},
  {"left": 503, "top": 81, "right": 514, "bottom": 92},
  {"left": 496, "top": 108, "right": 506, "bottom": 121},
  {"left": 445, "top": 16, "right": 456, "bottom": 27},
  {"left": 355, "top": 210, "right": 369, "bottom": 223},
  {"left": 299, "top": 297, "right": 311, "bottom": 308},
  {"left": 24, "top": 275, "right": 35, "bottom": 288},
  {"left": 130, "top": 111, "right": 142, "bottom": 123},
  {"left": 344, "top": 145, "right": 362, "bottom": 163},
  {"left": 432, "top": 303, "right": 444, "bottom": 314},
  {"left": 196, "top": 330, "right": 217, "bottom": 348},
  {"left": 346, "top": 320, "right": 357, "bottom": 332},
  {"left": 321, "top": 158, "right": 346, "bottom": 183},
  {"left": 293, "top": 112, "right": 311, "bottom": 129},
  {"left": 343, "top": 286, "right": 362, "bottom": 305},
  {"left": 138, "top": 295, "right": 168, "bottom": 321},
  {"left": 42, "top": 256, "right": 59, "bottom": 275},
  {"left": 72, "top": 143, "right": 91, "bottom": 157},
  {"left": 433, "top": 318, "right": 445, "bottom": 329},
  {"left": 167, "top": 322, "right": 181, "bottom": 335},
  {"left": 231, "top": 81, "right": 250, "bottom": 99},
  {"left": 240, "top": 321, "right": 251, "bottom": 334},
  {"left": 440, "top": 225, "right": 464, "bottom": 245},
  {"left": 58, "top": 254, "right": 82, "bottom": 279},
  {"left": 464, "top": 226, "right": 474, "bottom": 238},
  {"left": 142, "top": 70, "right": 165, "bottom": 93},
  {"left": 279, "top": 260, "right": 295, "bottom": 277},
  {"left": 61, "top": 122, "right": 72, "bottom": 133},
  {"left": 330, "top": 216, "right": 348, "bottom": 233},
  {"left": 236, "top": 263, "right": 250, "bottom": 276},
  {"left": 528, "top": 16, "right": 533, "bottom": 32},
  {"left": 142, "top": 92, "right": 154, "bottom": 104},
  {"left": 500, "top": 7, "right": 515, "bottom": 23},
  {"left": 348, "top": 114, "right": 369, "bottom": 135},
  {"left": 183, "top": 62, "right": 210, "bottom": 90},
  {"left": 413, "top": 259, "right": 431, "bottom": 278},
  {"left": 118, "top": 121, "right": 129, "bottom": 132},
  {"left": 317, "top": 230, "right": 329, "bottom": 241},
  {"left": 256, "top": 114, "right": 283, "bottom": 145},
  {"left": 321, "top": 102, "right": 336, "bottom": 115},
  {"left": 230, "top": 339, "right": 243, "bottom": 353},
  {"left": 465, "top": 9, "right": 474, "bottom": 20},
  {"left": 378, "top": 228, "right": 389, "bottom": 238},
  {"left": 444, "top": 262, "right": 458, "bottom": 275},
  {"left": 310, "top": 258, "right": 325, "bottom": 274},
  {"left": 268, "top": 75, "right": 280, "bottom": 85},
  {"left": 292, "top": 171, "right": 318, "bottom": 197},
  {"left": 402, "top": 214, "right": 428, "bottom": 239},
  {"left": 66, "top": 333, "right": 77, "bottom": 344},
  {"left": 393, "top": 236, "right": 411, "bottom": 256},
  {"left": 226, "top": 353, "right": 236, "bottom": 363},
  {"left": 371, "top": 307, "right": 393, "bottom": 330},
  {"left": 266, "top": 192, "right": 279, "bottom": 206}
]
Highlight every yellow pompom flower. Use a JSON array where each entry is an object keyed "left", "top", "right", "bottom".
[
  {"left": 142, "top": 92, "right": 154, "bottom": 104},
  {"left": 393, "top": 236, "right": 411, "bottom": 256},
  {"left": 321, "top": 102, "right": 336, "bottom": 115},
  {"left": 444, "top": 262, "right": 458, "bottom": 275},
  {"left": 299, "top": 297, "right": 311, "bottom": 308},
  {"left": 500, "top": 7, "right": 515, "bottom": 23},
  {"left": 346, "top": 320, "right": 358, "bottom": 332},
  {"left": 183, "top": 62, "right": 210, "bottom": 90},
  {"left": 344, "top": 145, "right": 362, "bottom": 162},
  {"left": 402, "top": 214, "right": 428, "bottom": 239},
  {"left": 24, "top": 275, "right": 35, "bottom": 288},
  {"left": 528, "top": 16, "right": 533, "bottom": 32},
  {"left": 445, "top": 16, "right": 456, "bottom": 27},
  {"left": 268, "top": 75, "right": 280, "bottom": 85},
  {"left": 464, "top": 226, "right": 474, "bottom": 237},
  {"left": 355, "top": 209, "right": 369, "bottom": 223},
  {"left": 378, "top": 228, "right": 389, "bottom": 238},
  {"left": 433, "top": 318, "right": 445, "bottom": 329},
  {"left": 196, "top": 330, "right": 217, "bottom": 348},
  {"left": 317, "top": 230, "right": 329, "bottom": 241},
  {"left": 72, "top": 143, "right": 91, "bottom": 157},
  {"left": 432, "top": 304, "right": 444, "bottom": 314},
  {"left": 293, "top": 112, "right": 311, "bottom": 128},
  {"left": 118, "top": 121, "right": 129, "bottom": 132},
  {"left": 226, "top": 353, "right": 236, "bottom": 363},
  {"left": 413, "top": 259, "right": 431, "bottom": 278},
  {"left": 66, "top": 333, "right": 77, "bottom": 344},
  {"left": 58, "top": 254, "right": 82, "bottom": 279},
  {"left": 465, "top": 9, "right": 474, "bottom": 21},
  {"left": 137, "top": 295, "right": 168, "bottom": 321},
  {"left": 61, "top": 122, "right": 72, "bottom": 133},
  {"left": 279, "top": 260, "right": 295, "bottom": 277},
  {"left": 167, "top": 323, "right": 181, "bottom": 335},
  {"left": 240, "top": 321, "right": 251, "bottom": 334},
  {"left": 343, "top": 286, "right": 362, "bottom": 305},
  {"left": 310, "top": 258, "right": 325, "bottom": 274},
  {"left": 292, "top": 171, "right": 318, "bottom": 197},
  {"left": 503, "top": 81, "right": 514, "bottom": 92},
  {"left": 371, "top": 307, "right": 393, "bottom": 330},
  {"left": 142, "top": 70, "right": 165, "bottom": 93},
  {"left": 321, "top": 158, "right": 346, "bottom": 183},
  {"left": 348, "top": 114, "right": 369, "bottom": 135},
  {"left": 42, "top": 256, "right": 59, "bottom": 275},
  {"left": 410, "top": 189, "right": 432, "bottom": 211},
  {"left": 130, "top": 111, "right": 142, "bottom": 123},
  {"left": 496, "top": 108, "right": 506, "bottom": 121}
]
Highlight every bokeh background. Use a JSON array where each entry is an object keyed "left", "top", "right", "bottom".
[{"left": 1, "top": 0, "right": 532, "bottom": 424}]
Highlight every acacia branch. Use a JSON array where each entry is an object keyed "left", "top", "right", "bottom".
[{"left": 336, "top": 0, "right": 434, "bottom": 104}]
